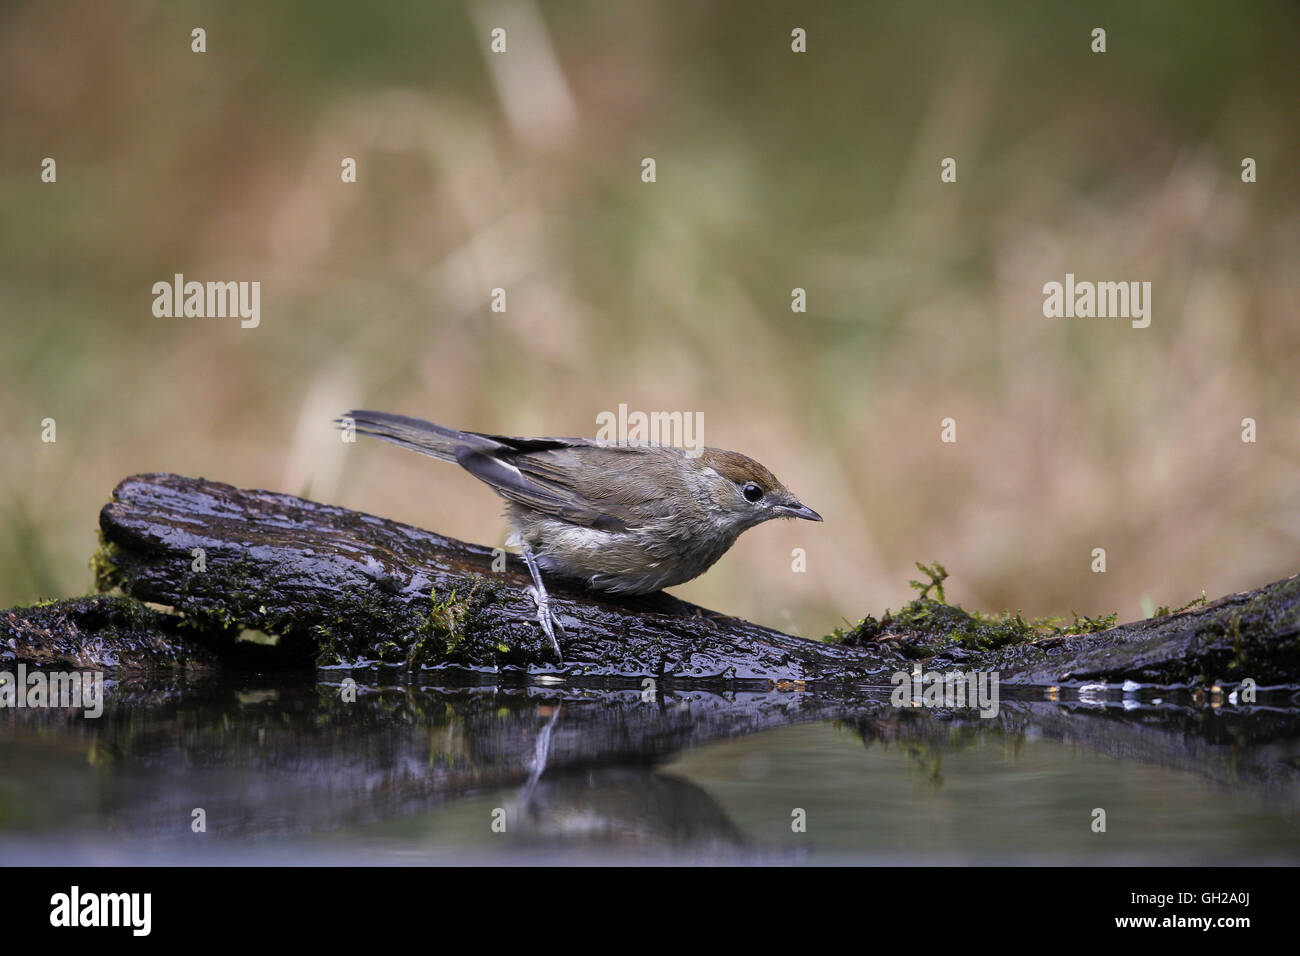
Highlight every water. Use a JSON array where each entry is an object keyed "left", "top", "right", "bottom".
[{"left": 1, "top": 673, "right": 1297, "bottom": 865}]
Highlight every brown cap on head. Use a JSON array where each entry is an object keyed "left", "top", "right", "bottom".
[{"left": 698, "top": 447, "right": 787, "bottom": 495}]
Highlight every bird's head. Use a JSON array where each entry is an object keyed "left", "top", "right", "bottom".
[{"left": 693, "top": 447, "right": 822, "bottom": 534}]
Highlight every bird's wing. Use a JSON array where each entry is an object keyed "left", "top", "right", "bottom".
[
  {"left": 459, "top": 437, "right": 680, "bottom": 532},
  {"left": 342, "top": 412, "right": 680, "bottom": 532}
]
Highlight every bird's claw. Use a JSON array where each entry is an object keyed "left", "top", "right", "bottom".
[{"left": 527, "top": 584, "right": 565, "bottom": 662}]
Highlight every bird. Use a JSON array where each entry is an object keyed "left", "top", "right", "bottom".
[{"left": 339, "top": 410, "right": 822, "bottom": 659}]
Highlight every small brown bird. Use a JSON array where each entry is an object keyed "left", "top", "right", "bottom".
[{"left": 341, "top": 410, "right": 822, "bottom": 658}]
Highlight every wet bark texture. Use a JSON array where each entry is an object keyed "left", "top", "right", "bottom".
[{"left": 3, "top": 473, "right": 1298, "bottom": 688}]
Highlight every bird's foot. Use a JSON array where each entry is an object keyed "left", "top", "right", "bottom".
[
  {"left": 520, "top": 546, "right": 565, "bottom": 662},
  {"left": 526, "top": 584, "right": 566, "bottom": 662}
]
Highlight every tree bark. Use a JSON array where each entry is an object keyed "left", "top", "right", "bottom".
[{"left": 87, "top": 472, "right": 900, "bottom": 680}]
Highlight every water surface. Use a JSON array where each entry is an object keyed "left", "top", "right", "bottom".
[{"left": 1, "top": 673, "right": 1296, "bottom": 864}]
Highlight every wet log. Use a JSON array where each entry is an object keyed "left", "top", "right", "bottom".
[
  {"left": 2, "top": 472, "right": 1297, "bottom": 688},
  {"left": 85, "top": 473, "right": 902, "bottom": 680}
]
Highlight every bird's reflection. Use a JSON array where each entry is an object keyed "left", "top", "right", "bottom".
[{"left": 1, "top": 672, "right": 1296, "bottom": 859}]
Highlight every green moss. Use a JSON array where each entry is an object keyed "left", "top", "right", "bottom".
[
  {"left": 88, "top": 533, "right": 125, "bottom": 593},
  {"left": 908, "top": 561, "right": 949, "bottom": 602},
  {"left": 1151, "top": 590, "right": 1209, "bottom": 618},
  {"left": 285, "top": 571, "right": 520, "bottom": 668},
  {"left": 829, "top": 562, "right": 1118, "bottom": 655},
  {"left": 428, "top": 586, "right": 470, "bottom": 651},
  {"left": 1211, "top": 576, "right": 1300, "bottom": 682},
  {"left": 404, "top": 575, "right": 511, "bottom": 667}
]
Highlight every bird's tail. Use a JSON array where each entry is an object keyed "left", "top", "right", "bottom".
[{"left": 338, "top": 410, "right": 500, "bottom": 462}]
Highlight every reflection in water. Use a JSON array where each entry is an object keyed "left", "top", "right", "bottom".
[
  {"left": 510, "top": 768, "right": 759, "bottom": 860},
  {"left": 0, "top": 673, "right": 1297, "bottom": 863}
]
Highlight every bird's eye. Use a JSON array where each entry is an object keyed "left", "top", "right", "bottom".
[{"left": 742, "top": 482, "right": 763, "bottom": 503}]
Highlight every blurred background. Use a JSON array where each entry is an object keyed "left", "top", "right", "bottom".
[{"left": 2, "top": 0, "right": 1297, "bottom": 637}]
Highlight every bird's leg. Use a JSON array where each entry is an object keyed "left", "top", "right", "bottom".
[
  {"left": 520, "top": 703, "right": 562, "bottom": 810},
  {"left": 521, "top": 547, "right": 565, "bottom": 661}
]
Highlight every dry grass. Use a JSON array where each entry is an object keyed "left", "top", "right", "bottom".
[{"left": 2, "top": 0, "right": 1297, "bottom": 637}]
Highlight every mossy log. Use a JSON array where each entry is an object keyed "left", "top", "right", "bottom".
[
  {"left": 3, "top": 472, "right": 1297, "bottom": 688},
  {"left": 85, "top": 473, "right": 899, "bottom": 680}
]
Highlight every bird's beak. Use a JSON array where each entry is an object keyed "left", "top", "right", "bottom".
[{"left": 776, "top": 501, "right": 823, "bottom": 521}]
